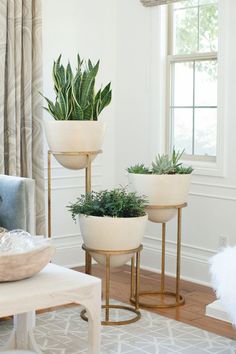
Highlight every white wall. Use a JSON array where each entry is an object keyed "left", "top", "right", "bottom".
[{"left": 42, "top": 0, "right": 236, "bottom": 285}]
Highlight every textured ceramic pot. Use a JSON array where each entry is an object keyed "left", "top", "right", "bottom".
[
  {"left": 128, "top": 173, "right": 191, "bottom": 223},
  {"left": 79, "top": 214, "right": 148, "bottom": 267},
  {"left": 0, "top": 244, "right": 56, "bottom": 282},
  {"left": 44, "top": 120, "right": 106, "bottom": 170}
]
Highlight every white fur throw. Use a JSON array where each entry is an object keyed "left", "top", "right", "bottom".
[{"left": 210, "top": 247, "right": 236, "bottom": 325}]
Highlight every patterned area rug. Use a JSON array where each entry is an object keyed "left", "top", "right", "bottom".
[{"left": 0, "top": 303, "right": 236, "bottom": 354}]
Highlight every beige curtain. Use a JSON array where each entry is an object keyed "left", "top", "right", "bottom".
[
  {"left": 0, "top": 0, "right": 45, "bottom": 235},
  {"left": 140, "top": 0, "right": 181, "bottom": 6}
]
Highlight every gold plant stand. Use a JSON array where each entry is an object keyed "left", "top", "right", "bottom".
[
  {"left": 81, "top": 244, "right": 143, "bottom": 326},
  {"left": 47, "top": 150, "right": 102, "bottom": 238},
  {"left": 131, "top": 203, "right": 187, "bottom": 308}
]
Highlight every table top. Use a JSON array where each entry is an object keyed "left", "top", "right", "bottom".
[{"left": 0, "top": 263, "right": 101, "bottom": 317}]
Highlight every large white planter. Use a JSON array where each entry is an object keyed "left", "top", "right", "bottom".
[
  {"left": 44, "top": 120, "right": 106, "bottom": 170},
  {"left": 129, "top": 173, "right": 191, "bottom": 223},
  {"left": 79, "top": 214, "right": 148, "bottom": 267}
]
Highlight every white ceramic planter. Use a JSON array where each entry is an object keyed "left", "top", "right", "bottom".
[
  {"left": 79, "top": 214, "right": 148, "bottom": 267},
  {"left": 128, "top": 173, "right": 191, "bottom": 223},
  {"left": 44, "top": 119, "right": 106, "bottom": 170}
]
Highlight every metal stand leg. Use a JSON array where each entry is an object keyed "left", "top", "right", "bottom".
[
  {"left": 135, "top": 250, "right": 141, "bottom": 310},
  {"left": 176, "top": 208, "right": 182, "bottom": 303},
  {"left": 131, "top": 206, "right": 186, "bottom": 309},
  {"left": 85, "top": 155, "right": 92, "bottom": 194},
  {"left": 160, "top": 223, "right": 166, "bottom": 293},
  {"left": 105, "top": 255, "right": 110, "bottom": 322},
  {"left": 47, "top": 151, "right": 51, "bottom": 238},
  {"left": 85, "top": 250, "right": 92, "bottom": 275}
]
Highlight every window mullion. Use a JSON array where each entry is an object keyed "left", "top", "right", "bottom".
[{"left": 192, "top": 61, "right": 196, "bottom": 155}]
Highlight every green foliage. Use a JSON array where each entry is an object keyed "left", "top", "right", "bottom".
[
  {"left": 42, "top": 54, "right": 112, "bottom": 120},
  {"left": 68, "top": 188, "right": 147, "bottom": 221},
  {"left": 127, "top": 149, "right": 193, "bottom": 175},
  {"left": 127, "top": 164, "right": 150, "bottom": 174},
  {"left": 175, "top": 1, "right": 218, "bottom": 79}
]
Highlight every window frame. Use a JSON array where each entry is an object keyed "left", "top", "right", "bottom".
[{"left": 166, "top": 1, "right": 219, "bottom": 164}]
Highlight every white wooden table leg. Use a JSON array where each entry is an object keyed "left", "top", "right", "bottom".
[
  {"left": 86, "top": 283, "right": 101, "bottom": 354},
  {"left": 12, "top": 312, "right": 41, "bottom": 353}
]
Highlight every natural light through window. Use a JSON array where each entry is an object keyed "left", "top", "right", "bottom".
[{"left": 168, "top": 0, "right": 218, "bottom": 160}]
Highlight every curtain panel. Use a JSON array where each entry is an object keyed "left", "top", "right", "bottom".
[
  {"left": 140, "top": 0, "right": 181, "bottom": 6},
  {"left": 0, "top": 0, "right": 45, "bottom": 235}
]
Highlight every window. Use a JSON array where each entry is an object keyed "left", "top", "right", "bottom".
[{"left": 167, "top": 0, "right": 218, "bottom": 161}]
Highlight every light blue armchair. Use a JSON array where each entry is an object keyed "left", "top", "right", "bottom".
[{"left": 0, "top": 175, "right": 36, "bottom": 235}]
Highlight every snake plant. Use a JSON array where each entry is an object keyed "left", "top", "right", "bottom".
[{"left": 42, "top": 54, "right": 112, "bottom": 120}]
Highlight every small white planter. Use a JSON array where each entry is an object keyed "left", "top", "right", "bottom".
[
  {"left": 79, "top": 214, "right": 148, "bottom": 267},
  {"left": 129, "top": 173, "right": 191, "bottom": 223},
  {"left": 44, "top": 119, "right": 106, "bottom": 170}
]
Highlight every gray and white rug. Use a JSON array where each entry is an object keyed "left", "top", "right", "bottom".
[{"left": 0, "top": 303, "right": 236, "bottom": 354}]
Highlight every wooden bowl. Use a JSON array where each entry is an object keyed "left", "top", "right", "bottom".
[{"left": 0, "top": 244, "right": 55, "bottom": 282}]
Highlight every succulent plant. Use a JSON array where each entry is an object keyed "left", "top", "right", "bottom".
[
  {"left": 127, "top": 164, "right": 150, "bottom": 174},
  {"left": 128, "top": 148, "right": 193, "bottom": 175},
  {"left": 42, "top": 54, "right": 112, "bottom": 121}
]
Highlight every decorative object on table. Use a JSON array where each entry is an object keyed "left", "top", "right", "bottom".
[
  {"left": 127, "top": 148, "right": 193, "bottom": 223},
  {"left": 128, "top": 149, "right": 192, "bottom": 309},
  {"left": 0, "top": 229, "right": 55, "bottom": 282},
  {"left": 210, "top": 246, "right": 236, "bottom": 325},
  {"left": 42, "top": 54, "right": 112, "bottom": 170},
  {"left": 68, "top": 188, "right": 148, "bottom": 267}
]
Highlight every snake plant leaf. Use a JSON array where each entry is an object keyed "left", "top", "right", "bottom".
[
  {"left": 101, "top": 83, "right": 111, "bottom": 99},
  {"left": 66, "top": 63, "right": 73, "bottom": 87},
  {"left": 57, "top": 91, "right": 68, "bottom": 118},
  {"left": 81, "top": 61, "right": 99, "bottom": 107},
  {"left": 71, "top": 73, "right": 82, "bottom": 106},
  {"left": 83, "top": 103, "right": 94, "bottom": 120},
  {"left": 99, "top": 89, "right": 112, "bottom": 113},
  {"left": 88, "top": 59, "right": 93, "bottom": 71},
  {"left": 93, "top": 89, "right": 102, "bottom": 120},
  {"left": 72, "top": 101, "right": 84, "bottom": 120}
]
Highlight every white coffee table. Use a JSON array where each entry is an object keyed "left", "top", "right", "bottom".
[{"left": 0, "top": 264, "right": 101, "bottom": 354}]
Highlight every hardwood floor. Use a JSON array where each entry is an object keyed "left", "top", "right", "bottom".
[{"left": 75, "top": 264, "right": 236, "bottom": 340}]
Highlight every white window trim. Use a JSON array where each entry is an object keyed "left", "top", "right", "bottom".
[{"left": 150, "top": 0, "right": 226, "bottom": 177}]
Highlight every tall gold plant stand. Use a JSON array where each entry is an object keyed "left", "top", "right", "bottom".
[
  {"left": 131, "top": 203, "right": 187, "bottom": 308},
  {"left": 81, "top": 244, "right": 143, "bottom": 325},
  {"left": 47, "top": 150, "right": 102, "bottom": 238}
]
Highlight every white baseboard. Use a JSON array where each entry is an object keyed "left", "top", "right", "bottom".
[
  {"left": 141, "top": 237, "right": 213, "bottom": 286},
  {"left": 205, "top": 300, "right": 231, "bottom": 323},
  {"left": 50, "top": 233, "right": 215, "bottom": 286}
]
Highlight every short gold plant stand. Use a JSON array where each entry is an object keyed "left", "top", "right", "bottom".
[
  {"left": 131, "top": 203, "right": 187, "bottom": 309},
  {"left": 47, "top": 150, "right": 102, "bottom": 238},
  {"left": 81, "top": 244, "right": 143, "bottom": 326}
]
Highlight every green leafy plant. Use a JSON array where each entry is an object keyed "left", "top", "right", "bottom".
[
  {"left": 127, "top": 164, "right": 150, "bottom": 174},
  {"left": 128, "top": 149, "right": 193, "bottom": 175},
  {"left": 42, "top": 54, "right": 112, "bottom": 120},
  {"left": 68, "top": 188, "right": 147, "bottom": 221}
]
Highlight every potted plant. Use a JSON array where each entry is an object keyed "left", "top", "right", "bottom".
[
  {"left": 68, "top": 188, "right": 148, "bottom": 267},
  {"left": 42, "top": 54, "right": 112, "bottom": 170},
  {"left": 127, "top": 149, "right": 193, "bottom": 223}
]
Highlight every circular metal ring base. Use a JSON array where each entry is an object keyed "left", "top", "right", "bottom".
[
  {"left": 81, "top": 304, "right": 141, "bottom": 326},
  {"left": 130, "top": 291, "right": 185, "bottom": 309}
]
